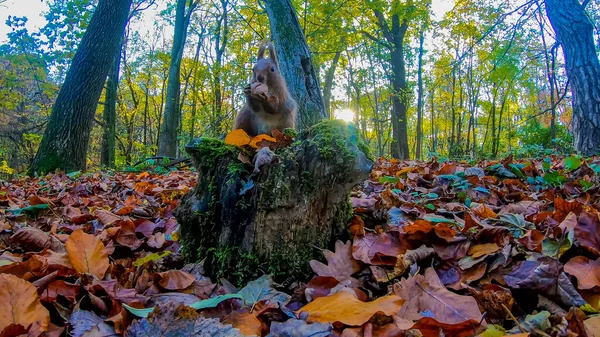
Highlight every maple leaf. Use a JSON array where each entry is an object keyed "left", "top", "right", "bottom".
[
  {"left": 298, "top": 290, "right": 404, "bottom": 326},
  {"left": 564, "top": 256, "right": 600, "bottom": 290},
  {"left": 310, "top": 240, "right": 362, "bottom": 283},
  {"left": 394, "top": 267, "right": 484, "bottom": 325},
  {"left": 65, "top": 229, "right": 109, "bottom": 279},
  {"left": 0, "top": 274, "right": 50, "bottom": 333}
]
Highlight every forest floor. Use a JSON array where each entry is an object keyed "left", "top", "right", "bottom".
[{"left": 0, "top": 156, "right": 600, "bottom": 337}]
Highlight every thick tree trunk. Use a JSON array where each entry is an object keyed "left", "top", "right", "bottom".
[
  {"left": 175, "top": 120, "right": 372, "bottom": 286},
  {"left": 264, "top": 0, "right": 327, "bottom": 130},
  {"left": 29, "top": 0, "right": 132, "bottom": 175},
  {"left": 101, "top": 44, "right": 122, "bottom": 168},
  {"left": 157, "top": 0, "right": 195, "bottom": 157},
  {"left": 545, "top": 0, "right": 600, "bottom": 156}
]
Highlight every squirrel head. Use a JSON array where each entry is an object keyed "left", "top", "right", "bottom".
[{"left": 252, "top": 41, "right": 282, "bottom": 87}]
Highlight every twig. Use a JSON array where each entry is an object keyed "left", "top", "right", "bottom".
[{"left": 502, "top": 303, "right": 525, "bottom": 333}]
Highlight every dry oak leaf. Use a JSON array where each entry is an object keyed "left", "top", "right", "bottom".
[
  {"left": 157, "top": 270, "right": 196, "bottom": 290},
  {"left": 225, "top": 129, "right": 252, "bottom": 147},
  {"left": 564, "top": 256, "right": 600, "bottom": 290},
  {"left": 394, "top": 267, "right": 484, "bottom": 325},
  {"left": 0, "top": 274, "right": 50, "bottom": 333},
  {"left": 65, "top": 229, "right": 109, "bottom": 279},
  {"left": 298, "top": 290, "right": 404, "bottom": 326},
  {"left": 310, "top": 240, "right": 362, "bottom": 283}
]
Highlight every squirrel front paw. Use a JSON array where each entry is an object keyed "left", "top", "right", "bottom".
[{"left": 250, "top": 82, "right": 269, "bottom": 101}]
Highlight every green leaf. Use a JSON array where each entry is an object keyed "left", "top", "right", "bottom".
[
  {"left": 581, "top": 179, "right": 595, "bottom": 191},
  {"left": 465, "top": 197, "right": 471, "bottom": 208},
  {"left": 379, "top": 176, "right": 399, "bottom": 184},
  {"left": 7, "top": 204, "right": 49, "bottom": 216},
  {"left": 425, "top": 203, "right": 435, "bottom": 211},
  {"left": 580, "top": 303, "right": 600, "bottom": 314},
  {"left": 543, "top": 171, "right": 568, "bottom": 186},
  {"left": 67, "top": 171, "right": 81, "bottom": 179},
  {"left": 425, "top": 193, "right": 438, "bottom": 199},
  {"left": 564, "top": 156, "right": 581, "bottom": 171},
  {"left": 189, "top": 293, "right": 244, "bottom": 310},
  {"left": 479, "top": 325, "right": 505, "bottom": 337},
  {"left": 497, "top": 214, "right": 534, "bottom": 238},
  {"left": 123, "top": 303, "right": 155, "bottom": 318},
  {"left": 423, "top": 214, "right": 455, "bottom": 224},
  {"left": 473, "top": 187, "right": 490, "bottom": 194}
]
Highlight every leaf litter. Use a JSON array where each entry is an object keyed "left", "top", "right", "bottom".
[{"left": 0, "top": 155, "right": 599, "bottom": 336}]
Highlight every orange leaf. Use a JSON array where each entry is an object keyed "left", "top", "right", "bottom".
[
  {"left": 411, "top": 317, "right": 483, "bottom": 337},
  {"left": 225, "top": 129, "right": 252, "bottom": 147},
  {"left": 471, "top": 203, "right": 497, "bottom": 219},
  {"left": 0, "top": 274, "right": 50, "bottom": 333},
  {"left": 298, "top": 291, "right": 404, "bottom": 326},
  {"left": 249, "top": 134, "right": 277, "bottom": 149},
  {"left": 222, "top": 310, "right": 262, "bottom": 336},
  {"left": 65, "top": 229, "right": 109, "bottom": 278},
  {"left": 115, "top": 206, "right": 134, "bottom": 215}
]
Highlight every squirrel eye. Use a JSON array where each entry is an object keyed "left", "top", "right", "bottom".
[{"left": 271, "top": 66, "right": 275, "bottom": 72}]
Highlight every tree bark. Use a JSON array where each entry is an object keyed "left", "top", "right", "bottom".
[
  {"left": 30, "top": 0, "right": 132, "bottom": 175},
  {"left": 323, "top": 47, "right": 343, "bottom": 117},
  {"left": 101, "top": 42, "right": 123, "bottom": 168},
  {"left": 175, "top": 121, "right": 372, "bottom": 286},
  {"left": 545, "top": 0, "right": 600, "bottom": 155},
  {"left": 263, "top": 0, "right": 327, "bottom": 129},
  {"left": 416, "top": 31, "right": 424, "bottom": 160},
  {"left": 157, "top": 0, "right": 196, "bottom": 157}
]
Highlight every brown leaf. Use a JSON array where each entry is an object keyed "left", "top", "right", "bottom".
[
  {"left": 298, "top": 290, "right": 404, "bottom": 326},
  {"left": 575, "top": 211, "right": 600, "bottom": 256},
  {"left": 65, "top": 229, "right": 109, "bottom": 278},
  {"left": 394, "top": 245, "right": 435, "bottom": 276},
  {"left": 471, "top": 203, "right": 497, "bottom": 219},
  {"left": 0, "top": 274, "right": 50, "bottom": 333},
  {"left": 467, "top": 243, "right": 500, "bottom": 258},
  {"left": 410, "top": 317, "right": 483, "bottom": 337},
  {"left": 10, "top": 227, "right": 64, "bottom": 252},
  {"left": 96, "top": 209, "right": 122, "bottom": 226},
  {"left": 222, "top": 309, "right": 262, "bottom": 336},
  {"left": 352, "top": 232, "right": 404, "bottom": 265},
  {"left": 116, "top": 220, "right": 143, "bottom": 250},
  {"left": 310, "top": 240, "right": 361, "bottom": 283},
  {"left": 40, "top": 280, "right": 80, "bottom": 303},
  {"left": 564, "top": 256, "right": 600, "bottom": 290},
  {"left": 157, "top": 270, "right": 195, "bottom": 290},
  {"left": 394, "top": 267, "right": 484, "bottom": 325},
  {"left": 517, "top": 230, "right": 544, "bottom": 253},
  {"left": 584, "top": 315, "right": 600, "bottom": 337}
]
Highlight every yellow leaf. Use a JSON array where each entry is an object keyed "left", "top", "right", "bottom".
[
  {"left": 225, "top": 129, "right": 252, "bottom": 147},
  {"left": 249, "top": 134, "right": 277, "bottom": 149},
  {"left": 298, "top": 290, "right": 404, "bottom": 326}
]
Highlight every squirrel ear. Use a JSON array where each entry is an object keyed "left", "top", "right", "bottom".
[
  {"left": 257, "top": 40, "right": 268, "bottom": 60},
  {"left": 267, "top": 41, "right": 279, "bottom": 66}
]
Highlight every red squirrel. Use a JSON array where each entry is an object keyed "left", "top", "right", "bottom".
[{"left": 233, "top": 41, "right": 297, "bottom": 137}]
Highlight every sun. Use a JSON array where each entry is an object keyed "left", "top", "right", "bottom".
[{"left": 334, "top": 108, "right": 355, "bottom": 123}]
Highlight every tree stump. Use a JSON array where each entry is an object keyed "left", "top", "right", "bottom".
[{"left": 174, "top": 120, "right": 373, "bottom": 286}]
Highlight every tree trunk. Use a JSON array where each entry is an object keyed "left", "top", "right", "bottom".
[
  {"left": 323, "top": 48, "right": 343, "bottom": 117},
  {"left": 30, "top": 0, "right": 132, "bottom": 175},
  {"left": 101, "top": 42, "right": 123, "bottom": 168},
  {"left": 416, "top": 31, "right": 424, "bottom": 160},
  {"left": 175, "top": 120, "right": 372, "bottom": 286},
  {"left": 157, "top": 0, "right": 195, "bottom": 157},
  {"left": 545, "top": 0, "right": 600, "bottom": 156},
  {"left": 264, "top": 0, "right": 327, "bottom": 130}
]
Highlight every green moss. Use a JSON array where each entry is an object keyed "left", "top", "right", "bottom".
[{"left": 192, "top": 138, "right": 237, "bottom": 168}]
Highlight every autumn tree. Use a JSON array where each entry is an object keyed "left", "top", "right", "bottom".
[
  {"left": 29, "top": 0, "right": 132, "bottom": 174},
  {"left": 545, "top": 0, "right": 600, "bottom": 156}
]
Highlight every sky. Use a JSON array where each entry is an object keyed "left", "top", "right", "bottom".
[{"left": 0, "top": 0, "right": 455, "bottom": 44}]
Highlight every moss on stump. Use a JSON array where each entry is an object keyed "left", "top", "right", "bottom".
[{"left": 174, "top": 120, "right": 373, "bottom": 286}]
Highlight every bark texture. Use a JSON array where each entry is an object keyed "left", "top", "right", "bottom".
[
  {"left": 30, "top": 0, "right": 132, "bottom": 174},
  {"left": 545, "top": 0, "right": 600, "bottom": 155},
  {"left": 101, "top": 46, "right": 122, "bottom": 168},
  {"left": 263, "top": 0, "right": 327, "bottom": 130},
  {"left": 174, "top": 120, "right": 372, "bottom": 286},
  {"left": 158, "top": 0, "right": 195, "bottom": 157}
]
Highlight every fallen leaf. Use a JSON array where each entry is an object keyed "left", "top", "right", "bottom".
[
  {"left": 222, "top": 310, "right": 261, "bottom": 336},
  {"left": 0, "top": 274, "right": 49, "bottom": 333},
  {"left": 249, "top": 134, "right": 277, "bottom": 149},
  {"left": 225, "top": 129, "right": 252, "bottom": 147},
  {"left": 468, "top": 243, "right": 500, "bottom": 258},
  {"left": 564, "top": 256, "right": 600, "bottom": 290},
  {"left": 266, "top": 319, "right": 331, "bottom": 337},
  {"left": 411, "top": 317, "right": 483, "bottom": 337},
  {"left": 575, "top": 212, "right": 600, "bottom": 256},
  {"left": 394, "top": 267, "right": 484, "bottom": 325},
  {"left": 298, "top": 290, "right": 404, "bottom": 326},
  {"left": 310, "top": 240, "right": 361, "bottom": 283},
  {"left": 116, "top": 220, "right": 143, "bottom": 249},
  {"left": 157, "top": 270, "right": 195, "bottom": 290},
  {"left": 95, "top": 209, "right": 122, "bottom": 226},
  {"left": 238, "top": 274, "right": 290, "bottom": 308},
  {"left": 65, "top": 229, "right": 109, "bottom": 278}
]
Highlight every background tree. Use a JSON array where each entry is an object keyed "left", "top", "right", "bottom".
[{"left": 30, "top": 0, "right": 133, "bottom": 174}]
